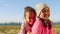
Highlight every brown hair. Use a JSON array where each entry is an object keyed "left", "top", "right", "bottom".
[
  {"left": 40, "top": 18, "right": 52, "bottom": 30},
  {"left": 24, "top": 6, "right": 36, "bottom": 19}
]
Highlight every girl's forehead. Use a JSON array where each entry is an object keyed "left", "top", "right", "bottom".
[
  {"left": 42, "top": 7, "right": 50, "bottom": 11},
  {"left": 45, "top": 7, "right": 49, "bottom": 10},
  {"left": 26, "top": 12, "right": 35, "bottom": 15},
  {"left": 26, "top": 11, "right": 35, "bottom": 14},
  {"left": 43, "top": 7, "right": 49, "bottom": 10}
]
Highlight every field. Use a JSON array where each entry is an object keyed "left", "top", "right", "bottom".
[
  {"left": 0, "top": 25, "right": 21, "bottom": 34},
  {"left": 53, "top": 25, "right": 60, "bottom": 34},
  {"left": 0, "top": 25, "right": 60, "bottom": 34}
]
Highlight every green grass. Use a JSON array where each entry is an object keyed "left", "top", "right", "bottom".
[
  {"left": 0, "top": 25, "right": 60, "bottom": 34},
  {"left": 53, "top": 25, "right": 60, "bottom": 34},
  {"left": 0, "top": 25, "right": 21, "bottom": 34}
]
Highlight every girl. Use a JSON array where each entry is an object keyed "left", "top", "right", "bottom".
[
  {"left": 32, "top": 3, "right": 53, "bottom": 34},
  {"left": 18, "top": 6, "right": 36, "bottom": 34}
]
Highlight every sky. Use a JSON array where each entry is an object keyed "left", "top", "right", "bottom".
[{"left": 0, "top": 0, "right": 60, "bottom": 23}]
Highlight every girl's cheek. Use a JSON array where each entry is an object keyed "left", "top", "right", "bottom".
[{"left": 31, "top": 19, "right": 35, "bottom": 23}]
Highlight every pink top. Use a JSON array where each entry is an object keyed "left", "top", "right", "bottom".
[
  {"left": 32, "top": 18, "right": 53, "bottom": 34},
  {"left": 18, "top": 21, "right": 32, "bottom": 34}
]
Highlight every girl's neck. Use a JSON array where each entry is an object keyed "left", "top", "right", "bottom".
[
  {"left": 39, "top": 18, "right": 48, "bottom": 24},
  {"left": 44, "top": 20, "right": 48, "bottom": 24}
]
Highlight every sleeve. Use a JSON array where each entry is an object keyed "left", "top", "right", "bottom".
[
  {"left": 49, "top": 21, "right": 53, "bottom": 34},
  {"left": 18, "top": 23, "right": 26, "bottom": 34},
  {"left": 49, "top": 28, "right": 53, "bottom": 34},
  {"left": 32, "top": 20, "right": 42, "bottom": 34}
]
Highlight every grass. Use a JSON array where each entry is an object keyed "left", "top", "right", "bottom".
[
  {"left": 0, "top": 25, "right": 60, "bottom": 34},
  {"left": 0, "top": 25, "right": 21, "bottom": 34},
  {"left": 53, "top": 25, "right": 60, "bottom": 34}
]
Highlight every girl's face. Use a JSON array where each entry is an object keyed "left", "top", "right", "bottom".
[
  {"left": 40, "top": 7, "right": 50, "bottom": 20},
  {"left": 25, "top": 12, "right": 36, "bottom": 25}
]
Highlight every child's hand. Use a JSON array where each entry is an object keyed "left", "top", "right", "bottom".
[{"left": 27, "top": 32, "right": 32, "bottom": 34}]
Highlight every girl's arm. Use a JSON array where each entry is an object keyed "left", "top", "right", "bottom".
[
  {"left": 49, "top": 27, "right": 53, "bottom": 34},
  {"left": 49, "top": 21, "right": 53, "bottom": 34},
  {"left": 18, "top": 23, "right": 26, "bottom": 34}
]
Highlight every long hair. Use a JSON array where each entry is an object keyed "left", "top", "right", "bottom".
[{"left": 40, "top": 18, "right": 52, "bottom": 30}]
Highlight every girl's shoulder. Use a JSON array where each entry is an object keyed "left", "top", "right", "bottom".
[
  {"left": 35, "top": 18, "right": 43, "bottom": 25},
  {"left": 21, "top": 23, "right": 26, "bottom": 29},
  {"left": 49, "top": 19, "right": 53, "bottom": 25},
  {"left": 19, "top": 23, "right": 26, "bottom": 34},
  {"left": 33, "top": 18, "right": 43, "bottom": 28},
  {"left": 21, "top": 22, "right": 27, "bottom": 26}
]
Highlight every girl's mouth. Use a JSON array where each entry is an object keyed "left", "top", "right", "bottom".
[{"left": 44, "top": 15, "right": 49, "bottom": 18}]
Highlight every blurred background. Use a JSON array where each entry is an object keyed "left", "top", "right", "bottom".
[{"left": 0, "top": 0, "right": 60, "bottom": 34}]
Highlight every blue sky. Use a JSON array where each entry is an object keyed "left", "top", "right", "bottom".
[{"left": 0, "top": 0, "right": 60, "bottom": 23}]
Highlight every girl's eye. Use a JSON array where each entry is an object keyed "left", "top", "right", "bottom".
[{"left": 42, "top": 11, "right": 45, "bottom": 13}]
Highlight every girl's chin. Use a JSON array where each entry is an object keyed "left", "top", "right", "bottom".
[
  {"left": 30, "top": 22, "right": 33, "bottom": 24},
  {"left": 44, "top": 18, "right": 48, "bottom": 20},
  {"left": 43, "top": 17, "right": 49, "bottom": 20}
]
